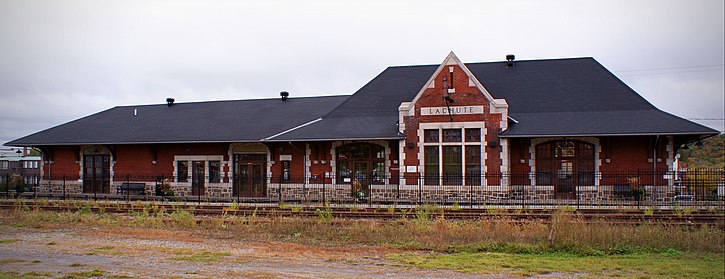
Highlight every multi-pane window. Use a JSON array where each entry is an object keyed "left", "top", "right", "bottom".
[
  {"left": 177, "top": 161, "right": 189, "bottom": 182},
  {"left": 422, "top": 127, "right": 483, "bottom": 185},
  {"left": 336, "top": 143, "right": 386, "bottom": 184},
  {"left": 465, "top": 128, "right": 481, "bottom": 142},
  {"left": 442, "top": 146, "right": 462, "bottom": 185},
  {"left": 0, "top": 161, "right": 7, "bottom": 170},
  {"left": 23, "top": 161, "right": 38, "bottom": 169},
  {"left": 209, "top": 161, "right": 221, "bottom": 183},
  {"left": 442, "top": 129, "right": 462, "bottom": 142},
  {"left": 424, "top": 129, "right": 439, "bottom": 143},
  {"left": 465, "top": 145, "right": 481, "bottom": 186},
  {"left": 424, "top": 146, "right": 439, "bottom": 185}
]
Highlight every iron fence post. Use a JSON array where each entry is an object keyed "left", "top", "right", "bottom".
[
  {"left": 322, "top": 173, "right": 326, "bottom": 206},
  {"left": 62, "top": 175, "right": 65, "bottom": 200},
  {"left": 470, "top": 174, "right": 474, "bottom": 209},
  {"left": 278, "top": 174, "right": 282, "bottom": 204},
  {"left": 418, "top": 173, "right": 422, "bottom": 205},
  {"left": 576, "top": 172, "right": 580, "bottom": 210},
  {"left": 126, "top": 174, "right": 130, "bottom": 201}
]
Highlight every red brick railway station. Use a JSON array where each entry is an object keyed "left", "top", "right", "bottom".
[{"left": 4, "top": 52, "right": 722, "bottom": 207}]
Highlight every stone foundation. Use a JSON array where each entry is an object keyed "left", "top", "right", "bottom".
[{"left": 30, "top": 179, "right": 687, "bottom": 204}]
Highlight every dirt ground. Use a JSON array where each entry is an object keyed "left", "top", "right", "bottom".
[{"left": 0, "top": 220, "right": 530, "bottom": 279}]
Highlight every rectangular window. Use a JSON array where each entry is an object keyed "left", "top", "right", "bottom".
[
  {"left": 209, "top": 161, "right": 221, "bottom": 183},
  {"left": 424, "top": 146, "right": 439, "bottom": 185},
  {"left": 465, "top": 128, "right": 481, "bottom": 142},
  {"left": 177, "top": 161, "right": 189, "bottom": 182},
  {"left": 282, "top": 161, "right": 291, "bottom": 182},
  {"left": 465, "top": 145, "right": 481, "bottom": 186},
  {"left": 0, "top": 161, "right": 8, "bottom": 169},
  {"left": 424, "top": 129, "right": 439, "bottom": 143},
  {"left": 442, "top": 146, "right": 462, "bottom": 185},
  {"left": 442, "top": 129, "right": 462, "bottom": 142}
]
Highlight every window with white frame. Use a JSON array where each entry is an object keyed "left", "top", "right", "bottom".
[
  {"left": 422, "top": 127, "right": 483, "bottom": 186},
  {"left": 23, "top": 161, "right": 38, "bottom": 169},
  {"left": 174, "top": 156, "right": 225, "bottom": 183},
  {"left": 0, "top": 161, "right": 8, "bottom": 170}
]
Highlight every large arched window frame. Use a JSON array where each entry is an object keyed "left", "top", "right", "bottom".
[{"left": 336, "top": 143, "right": 386, "bottom": 184}]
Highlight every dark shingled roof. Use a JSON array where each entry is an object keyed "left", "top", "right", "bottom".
[
  {"left": 6, "top": 96, "right": 348, "bottom": 146},
  {"left": 271, "top": 57, "right": 718, "bottom": 140},
  {"left": 6, "top": 57, "right": 718, "bottom": 147}
]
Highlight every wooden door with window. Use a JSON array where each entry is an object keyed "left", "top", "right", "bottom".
[
  {"left": 233, "top": 154, "right": 267, "bottom": 197},
  {"left": 191, "top": 161, "right": 205, "bottom": 196},
  {"left": 83, "top": 155, "right": 110, "bottom": 193},
  {"left": 536, "top": 141, "right": 594, "bottom": 199}
]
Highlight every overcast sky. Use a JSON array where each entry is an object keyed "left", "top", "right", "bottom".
[{"left": 1, "top": 0, "right": 723, "bottom": 146}]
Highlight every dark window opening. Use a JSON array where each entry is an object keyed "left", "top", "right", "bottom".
[
  {"left": 209, "top": 161, "right": 221, "bottom": 183},
  {"left": 177, "top": 161, "right": 188, "bottom": 182}
]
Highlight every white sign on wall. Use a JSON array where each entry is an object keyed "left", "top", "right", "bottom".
[{"left": 420, "top": 105, "right": 484, "bottom": 116}]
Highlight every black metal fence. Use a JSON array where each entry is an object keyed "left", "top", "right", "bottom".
[{"left": 2, "top": 169, "right": 724, "bottom": 208}]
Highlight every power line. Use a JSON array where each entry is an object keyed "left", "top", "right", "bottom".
[{"left": 615, "top": 64, "right": 724, "bottom": 73}]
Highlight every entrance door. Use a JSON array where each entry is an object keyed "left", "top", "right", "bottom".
[
  {"left": 536, "top": 141, "right": 594, "bottom": 200},
  {"left": 556, "top": 160, "right": 575, "bottom": 199},
  {"left": 192, "top": 161, "right": 205, "bottom": 196},
  {"left": 352, "top": 161, "right": 370, "bottom": 195},
  {"left": 233, "top": 154, "right": 267, "bottom": 197},
  {"left": 83, "top": 155, "right": 110, "bottom": 193}
]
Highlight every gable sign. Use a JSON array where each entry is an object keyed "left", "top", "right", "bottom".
[{"left": 420, "top": 105, "right": 484, "bottom": 116}]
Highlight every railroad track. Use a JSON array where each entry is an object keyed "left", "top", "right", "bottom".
[{"left": 1, "top": 200, "right": 723, "bottom": 227}]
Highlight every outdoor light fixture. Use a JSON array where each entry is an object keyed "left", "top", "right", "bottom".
[{"left": 442, "top": 76, "right": 455, "bottom": 122}]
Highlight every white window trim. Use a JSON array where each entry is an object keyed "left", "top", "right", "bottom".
[
  {"left": 173, "top": 155, "right": 224, "bottom": 184},
  {"left": 418, "top": 122, "right": 487, "bottom": 186}
]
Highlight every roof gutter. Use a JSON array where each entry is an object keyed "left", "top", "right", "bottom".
[{"left": 499, "top": 131, "right": 721, "bottom": 138}]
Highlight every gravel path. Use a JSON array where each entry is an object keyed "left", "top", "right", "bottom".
[{"left": 0, "top": 225, "right": 498, "bottom": 278}]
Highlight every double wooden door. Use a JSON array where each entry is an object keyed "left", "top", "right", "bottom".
[
  {"left": 83, "top": 155, "right": 110, "bottom": 193},
  {"left": 233, "top": 154, "right": 267, "bottom": 197}
]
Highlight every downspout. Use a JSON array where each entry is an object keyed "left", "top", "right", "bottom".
[{"left": 653, "top": 135, "right": 660, "bottom": 201}]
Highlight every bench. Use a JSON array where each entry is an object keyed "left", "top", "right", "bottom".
[
  {"left": 612, "top": 185, "right": 632, "bottom": 197},
  {"left": 117, "top": 182, "right": 146, "bottom": 195}
]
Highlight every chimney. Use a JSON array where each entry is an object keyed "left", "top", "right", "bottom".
[
  {"left": 506, "top": 54, "right": 515, "bottom": 68},
  {"left": 166, "top": 97, "right": 175, "bottom": 107},
  {"left": 280, "top": 91, "right": 289, "bottom": 101}
]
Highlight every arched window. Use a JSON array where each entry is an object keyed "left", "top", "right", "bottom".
[
  {"left": 536, "top": 141, "right": 594, "bottom": 198},
  {"left": 336, "top": 143, "right": 386, "bottom": 185}
]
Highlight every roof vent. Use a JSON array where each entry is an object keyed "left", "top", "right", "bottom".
[
  {"left": 166, "top": 98, "right": 175, "bottom": 107},
  {"left": 280, "top": 91, "right": 289, "bottom": 101},
  {"left": 506, "top": 54, "right": 515, "bottom": 68}
]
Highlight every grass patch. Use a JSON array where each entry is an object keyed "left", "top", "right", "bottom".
[
  {"left": 0, "top": 271, "right": 51, "bottom": 279},
  {"left": 388, "top": 251, "right": 724, "bottom": 278},
  {"left": 0, "top": 239, "right": 21, "bottom": 244},
  {"left": 170, "top": 251, "right": 231, "bottom": 262},
  {"left": 65, "top": 269, "right": 105, "bottom": 278}
]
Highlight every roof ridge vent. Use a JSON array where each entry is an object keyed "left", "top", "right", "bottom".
[
  {"left": 280, "top": 91, "right": 289, "bottom": 101},
  {"left": 166, "top": 98, "right": 175, "bottom": 107},
  {"left": 506, "top": 54, "right": 515, "bottom": 68}
]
